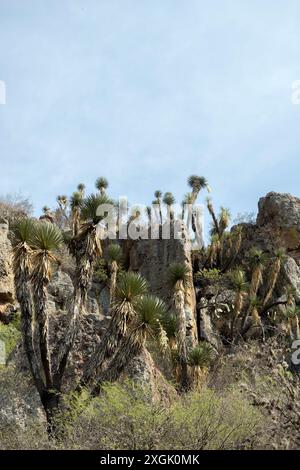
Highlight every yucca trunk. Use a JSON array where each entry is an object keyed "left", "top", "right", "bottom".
[
  {"left": 231, "top": 291, "right": 244, "bottom": 340},
  {"left": 57, "top": 226, "right": 101, "bottom": 385},
  {"left": 207, "top": 202, "right": 220, "bottom": 236},
  {"left": 32, "top": 253, "right": 53, "bottom": 389},
  {"left": 93, "top": 328, "right": 145, "bottom": 394},
  {"left": 241, "top": 267, "right": 262, "bottom": 330},
  {"left": 263, "top": 258, "right": 281, "bottom": 307},
  {"left": 174, "top": 280, "right": 189, "bottom": 389},
  {"left": 191, "top": 365, "right": 208, "bottom": 389},
  {"left": 81, "top": 301, "right": 134, "bottom": 386},
  {"left": 13, "top": 245, "right": 44, "bottom": 393},
  {"left": 292, "top": 316, "right": 300, "bottom": 340},
  {"left": 72, "top": 208, "right": 80, "bottom": 236},
  {"left": 109, "top": 260, "right": 118, "bottom": 307}
]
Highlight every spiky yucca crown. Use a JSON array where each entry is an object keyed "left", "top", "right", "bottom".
[
  {"left": 188, "top": 342, "right": 215, "bottom": 367},
  {"left": 168, "top": 263, "right": 190, "bottom": 286},
  {"left": 11, "top": 219, "right": 63, "bottom": 252},
  {"left": 230, "top": 268, "right": 248, "bottom": 292},
  {"left": 163, "top": 192, "right": 175, "bottom": 206},
  {"left": 107, "top": 243, "right": 122, "bottom": 263},
  {"left": 135, "top": 295, "right": 167, "bottom": 333},
  {"left": 81, "top": 193, "right": 114, "bottom": 224},
  {"left": 95, "top": 176, "right": 109, "bottom": 191},
  {"left": 115, "top": 272, "right": 148, "bottom": 305}
]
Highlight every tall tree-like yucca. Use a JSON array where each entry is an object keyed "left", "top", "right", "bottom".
[
  {"left": 11, "top": 219, "right": 44, "bottom": 392},
  {"left": 95, "top": 295, "right": 166, "bottom": 390},
  {"left": 57, "top": 193, "right": 114, "bottom": 387},
  {"left": 241, "top": 248, "right": 267, "bottom": 329},
  {"left": 95, "top": 176, "right": 109, "bottom": 195},
  {"left": 70, "top": 191, "right": 83, "bottom": 236},
  {"left": 187, "top": 176, "right": 210, "bottom": 243},
  {"left": 81, "top": 272, "right": 148, "bottom": 386},
  {"left": 107, "top": 243, "right": 123, "bottom": 306},
  {"left": 168, "top": 263, "right": 190, "bottom": 389},
  {"left": 30, "top": 222, "right": 63, "bottom": 390},
  {"left": 206, "top": 198, "right": 220, "bottom": 236},
  {"left": 11, "top": 220, "right": 63, "bottom": 431},
  {"left": 163, "top": 192, "right": 175, "bottom": 221},
  {"left": 188, "top": 175, "right": 210, "bottom": 203},
  {"left": 77, "top": 183, "right": 86, "bottom": 197},
  {"left": 154, "top": 190, "right": 163, "bottom": 224},
  {"left": 263, "top": 248, "right": 286, "bottom": 307},
  {"left": 230, "top": 268, "right": 248, "bottom": 339}
]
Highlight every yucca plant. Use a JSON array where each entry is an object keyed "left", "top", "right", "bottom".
[
  {"left": 188, "top": 342, "right": 215, "bottom": 388},
  {"left": 182, "top": 192, "right": 193, "bottom": 225},
  {"left": 11, "top": 219, "right": 44, "bottom": 391},
  {"left": 168, "top": 263, "right": 190, "bottom": 389},
  {"left": 263, "top": 248, "right": 286, "bottom": 307},
  {"left": 11, "top": 220, "right": 63, "bottom": 432},
  {"left": 30, "top": 222, "right": 63, "bottom": 389},
  {"left": 96, "top": 296, "right": 167, "bottom": 388},
  {"left": 70, "top": 191, "right": 83, "bottom": 236},
  {"left": 107, "top": 243, "right": 123, "bottom": 306},
  {"left": 81, "top": 272, "right": 148, "bottom": 386},
  {"left": 206, "top": 198, "right": 220, "bottom": 236},
  {"left": 248, "top": 295, "right": 261, "bottom": 326},
  {"left": 219, "top": 207, "right": 231, "bottom": 236},
  {"left": 163, "top": 192, "right": 175, "bottom": 220},
  {"left": 230, "top": 268, "right": 248, "bottom": 340},
  {"left": 95, "top": 176, "right": 109, "bottom": 195},
  {"left": 154, "top": 190, "right": 163, "bottom": 224},
  {"left": 284, "top": 306, "right": 300, "bottom": 340},
  {"left": 241, "top": 249, "right": 267, "bottom": 329},
  {"left": 77, "top": 183, "right": 86, "bottom": 197},
  {"left": 187, "top": 175, "right": 210, "bottom": 203}
]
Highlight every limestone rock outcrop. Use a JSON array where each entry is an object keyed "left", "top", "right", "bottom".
[
  {"left": 128, "top": 232, "right": 198, "bottom": 346},
  {"left": 0, "top": 221, "right": 16, "bottom": 322}
]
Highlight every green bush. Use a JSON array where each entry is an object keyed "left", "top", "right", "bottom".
[{"left": 57, "top": 381, "right": 265, "bottom": 450}]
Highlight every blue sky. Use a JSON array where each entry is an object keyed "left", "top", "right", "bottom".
[{"left": 1, "top": 0, "right": 300, "bottom": 227}]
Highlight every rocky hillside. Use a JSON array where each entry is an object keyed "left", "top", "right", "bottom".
[{"left": 1, "top": 189, "right": 300, "bottom": 449}]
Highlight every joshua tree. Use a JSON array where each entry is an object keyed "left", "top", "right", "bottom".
[
  {"left": 95, "top": 176, "right": 109, "bottom": 195},
  {"left": 188, "top": 175, "right": 210, "bottom": 203},
  {"left": 230, "top": 268, "right": 248, "bottom": 340},
  {"left": 263, "top": 248, "right": 286, "bottom": 307},
  {"left": 168, "top": 263, "right": 190, "bottom": 389},
  {"left": 206, "top": 198, "right": 220, "bottom": 236},
  {"left": 81, "top": 272, "right": 148, "bottom": 387},
  {"left": 11, "top": 220, "right": 63, "bottom": 432},
  {"left": 163, "top": 192, "right": 175, "bottom": 221},
  {"left": 107, "top": 243, "right": 123, "bottom": 306},
  {"left": 70, "top": 191, "right": 83, "bottom": 236},
  {"left": 57, "top": 193, "right": 114, "bottom": 387},
  {"left": 95, "top": 295, "right": 166, "bottom": 390},
  {"left": 11, "top": 219, "right": 44, "bottom": 391},
  {"left": 77, "top": 183, "right": 86, "bottom": 197},
  {"left": 187, "top": 176, "right": 210, "bottom": 243},
  {"left": 188, "top": 342, "right": 215, "bottom": 388},
  {"left": 42, "top": 205, "right": 51, "bottom": 215},
  {"left": 154, "top": 190, "right": 163, "bottom": 224},
  {"left": 219, "top": 207, "right": 231, "bottom": 236},
  {"left": 241, "top": 249, "right": 267, "bottom": 329}
]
